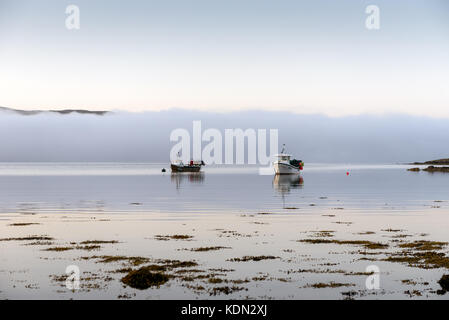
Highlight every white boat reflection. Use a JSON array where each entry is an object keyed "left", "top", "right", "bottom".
[{"left": 273, "top": 174, "right": 304, "bottom": 195}]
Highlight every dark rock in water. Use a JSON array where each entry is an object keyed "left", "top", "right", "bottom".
[
  {"left": 121, "top": 267, "right": 170, "bottom": 289},
  {"left": 423, "top": 166, "right": 449, "bottom": 173},
  {"left": 162, "top": 168, "right": 166, "bottom": 173},
  {"left": 438, "top": 274, "right": 449, "bottom": 292},
  {"left": 407, "top": 167, "right": 420, "bottom": 172}
]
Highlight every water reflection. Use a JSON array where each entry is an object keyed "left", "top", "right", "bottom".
[
  {"left": 171, "top": 172, "right": 205, "bottom": 189},
  {"left": 272, "top": 174, "right": 304, "bottom": 195}
]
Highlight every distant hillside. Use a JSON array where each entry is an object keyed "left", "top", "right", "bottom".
[{"left": 0, "top": 106, "right": 109, "bottom": 116}]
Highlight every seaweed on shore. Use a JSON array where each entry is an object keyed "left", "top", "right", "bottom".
[
  {"left": 79, "top": 240, "right": 119, "bottom": 245},
  {"left": 154, "top": 235, "right": 194, "bottom": 241},
  {"left": 383, "top": 251, "right": 449, "bottom": 269},
  {"left": 227, "top": 255, "right": 279, "bottom": 262},
  {"left": 309, "top": 231, "right": 335, "bottom": 238},
  {"left": 398, "top": 240, "right": 447, "bottom": 251},
  {"left": 209, "top": 286, "right": 247, "bottom": 296},
  {"left": 0, "top": 235, "right": 54, "bottom": 242},
  {"left": 189, "top": 246, "right": 231, "bottom": 252},
  {"left": 81, "top": 255, "right": 151, "bottom": 266},
  {"left": 121, "top": 267, "right": 170, "bottom": 289},
  {"left": 306, "top": 282, "right": 355, "bottom": 288},
  {"left": 438, "top": 274, "right": 449, "bottom": 292},
  {"left": 8, "top": 223, "right": 40, "bottom": 227},
  {"left": 298, "top": 239, "right": 388, "bottom": 250},
  {"left": 43, "top": 247, "right": 74, "bottom": 252}
]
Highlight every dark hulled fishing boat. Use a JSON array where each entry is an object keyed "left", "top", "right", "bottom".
[{"left": 171, "top": 160, "right": 205, "bottom": 172}]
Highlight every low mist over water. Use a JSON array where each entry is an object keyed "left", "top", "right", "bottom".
[{"left": 1, "top": 109, "right": 448, "bottom": 163}]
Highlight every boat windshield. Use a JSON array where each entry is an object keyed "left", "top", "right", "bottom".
[{"left": 278, "top": 155, "right": 290, "bottom": 161}]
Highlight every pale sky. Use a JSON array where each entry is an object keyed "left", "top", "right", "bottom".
[{"left": 0, "top": 0, "right": 448, "bottom": 117}]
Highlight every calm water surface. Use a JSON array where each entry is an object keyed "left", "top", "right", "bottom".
[{"left": 0, "top": 163, "right": 447, "bottom": 215}]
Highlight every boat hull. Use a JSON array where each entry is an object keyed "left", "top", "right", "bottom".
[
  {"left": 171, "top": 164, "right": 202, "bottom": 173},
  {"left": 273, "top": 162, "right": 301, "bottom": 175}
]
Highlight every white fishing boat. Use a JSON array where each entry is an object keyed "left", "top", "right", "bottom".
[{"left": 273, "top": 144, "right": 304, "bottom": 175}]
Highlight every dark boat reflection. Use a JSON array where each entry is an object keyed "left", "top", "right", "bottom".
[{"left": 171, "top": 172, "right": 205, "bottom": 189}]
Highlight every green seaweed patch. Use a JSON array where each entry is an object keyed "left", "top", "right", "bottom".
[
  {"left": 121, "top": 267, "right": 170, "bottom": 289},
  {"left": 298, "top": 239, "right": 388, "bottom": 250},
  {"left": 228, "top": 255, "right": 279, "bottom": 262},
  {"left": 155, "top": 235, "right": 194, "bottom": 241}
]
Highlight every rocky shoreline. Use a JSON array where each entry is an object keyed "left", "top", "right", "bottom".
[
  {"left": 411, "top": 159, "right": 449, "bottom": 165},
  {"left": 408, "top": 158, "right": 449, "bottom": 173}
]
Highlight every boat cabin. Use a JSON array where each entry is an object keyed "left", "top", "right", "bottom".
[{"left": 274, "top": 154, "right": 292, "bottom": 162}]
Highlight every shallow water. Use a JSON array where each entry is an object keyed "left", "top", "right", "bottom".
[{"left": 1, "top": 163, "right": 449, "bottom": 299}]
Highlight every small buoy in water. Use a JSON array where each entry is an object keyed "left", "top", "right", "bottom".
[
  {"left": 162, "top": 168, "right": 166, "bottom": 173},
  {"left": 346, "top": 171, "right": 349, "bottom": 176}
]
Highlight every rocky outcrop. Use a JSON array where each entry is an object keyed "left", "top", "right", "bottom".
[
  {"left": 407, "top": 166, "right": 449, "bottom": 173},
  {"left": 423, "top": 166, "right": 449, "bottom": 173},
  {"left": 412, "top": 159, "right": 449, "bottom": 165}
]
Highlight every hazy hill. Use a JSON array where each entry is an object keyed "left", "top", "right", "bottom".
[{"left": 0, "top": 106, "right": 108, "bottom": 116}]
